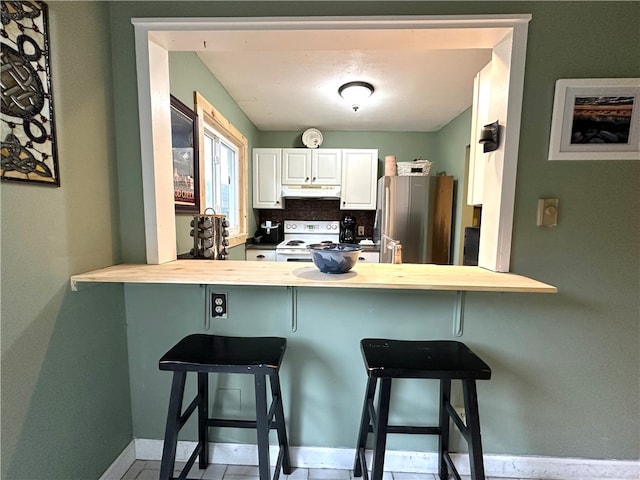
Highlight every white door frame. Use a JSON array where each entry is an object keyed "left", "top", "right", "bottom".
[{"left": 132, "top": 15, "right": 531, "bottom": 271}]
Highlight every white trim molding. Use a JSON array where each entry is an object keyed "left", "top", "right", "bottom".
[
  {"left": 126, "top": 439, "right": 639, "bottom": 480},
  {"left": 98, "top": 441, "right": 136, "bottom": 480},
  {"left": 131, "top": 14, "right": 531, "bottom": 271}
]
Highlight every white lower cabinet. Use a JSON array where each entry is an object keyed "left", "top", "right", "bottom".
[
  {"left": 341, "top": 149, "right": 378, "bottom": 210},
  {"left": 357, "top": 251, "right": 380, "bottom": 263},
  {"left": 246, "top": 249, "right": 276, "bottom": 261}
]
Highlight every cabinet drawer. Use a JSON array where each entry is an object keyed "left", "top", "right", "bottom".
[
  {"left": 246, "top": 250, "right": 276, "bottom": 261},
  {"left": 357, "top": 251, "right": 379, "bottom": 263}
]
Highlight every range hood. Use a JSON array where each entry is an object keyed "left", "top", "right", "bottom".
[{"left": 281, "top": 185, "right": 341, "bottom": 199}]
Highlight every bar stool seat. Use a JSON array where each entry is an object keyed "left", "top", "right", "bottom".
[
  {"left": 353, "top": 339, "right": 491, "bottom": 480},
  {"left": 159, "top": 334, "right": 292, "bottom": 480}
]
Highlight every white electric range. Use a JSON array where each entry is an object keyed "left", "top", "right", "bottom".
[{"left": 275, "top": 220, "right": 340, "bottom": 262}]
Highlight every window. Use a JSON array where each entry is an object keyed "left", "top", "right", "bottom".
[
  {"left": 203, "top": 126, "right": 238, "bottom": 231},
  {"left": 195, "top": 92, "right": 248, "bottom": 247}
]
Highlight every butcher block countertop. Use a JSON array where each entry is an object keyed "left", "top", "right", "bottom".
[{"left": 70, "top": 260, "right": 557, "bottom": 293}]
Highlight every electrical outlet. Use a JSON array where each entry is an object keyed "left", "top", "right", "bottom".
[
  {"left": 357, "top": 225, "right": 365, "bottom": 236},
  {"left": 211, "top": 292, "right": 228, "bottom": 319},
  {"left": 537, "top": 198, "right": 559, "bottom": 227}
]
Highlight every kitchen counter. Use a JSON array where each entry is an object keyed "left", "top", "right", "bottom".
[
  {"left": 70, "top": 260, "right": 556, "bottom": 293},
  {"left": 245, "top": 243, "right": 278, "bottom": 250},
  {"left": 244, "top": 243, "right": 380, "bottom": 252}
]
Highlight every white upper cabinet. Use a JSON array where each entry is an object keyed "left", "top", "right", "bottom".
[
  {"left": 312, "top": 149, "right": 342, "bottom": 184},
  {"left": 282, "top": 149, "right": 310, "bottom": 184},
  {"left": 252, "top": 148, "right": 283, "bottom": 209},
  {"left": 340, "top": 149, "right": 378, "bottom": 210},
  {"left": 253, "top": 147, "right": 377, "bottom": 210},
  {"left": 282, "top": 148, "right": 342, "bottom": 185}
]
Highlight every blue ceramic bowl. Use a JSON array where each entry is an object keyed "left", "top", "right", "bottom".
[{"left": 307, "top": 243, "right": 362, "bottom": 274}]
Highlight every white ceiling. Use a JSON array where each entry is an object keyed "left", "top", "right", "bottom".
[{"left": 159, "top": 26, "right": 510, "bottom": 132}]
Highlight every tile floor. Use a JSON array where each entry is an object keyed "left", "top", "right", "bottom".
[{"left": 120, "top": 461, "right": 535, "bottom": 480}]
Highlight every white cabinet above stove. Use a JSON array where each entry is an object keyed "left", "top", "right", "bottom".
[
  {"left": 253, "top": 147, "right": 378, "bottom": 210},
  {"left": 282, "top": 149, "right": 342, "bottom": 186}
]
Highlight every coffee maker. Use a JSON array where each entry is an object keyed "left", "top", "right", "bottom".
[{"left": 339, "top": 215, "right": 357, "bottom": 244}]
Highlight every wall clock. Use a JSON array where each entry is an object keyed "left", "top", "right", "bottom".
[{"left": 302, "top": 128, "right": 323, "bottom": 149}]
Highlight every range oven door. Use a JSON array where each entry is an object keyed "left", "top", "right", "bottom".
[{"left": 275, "top": 249, "right": 313, "bottom": 262}]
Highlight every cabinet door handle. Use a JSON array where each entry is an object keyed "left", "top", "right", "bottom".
[
  {"left": 312, "top": 177, "right": 316, "bottom": 182},
  {"left": 305, "top": 177, "right": 310, "bottom": 182},
  {"left": 257, "top": 255, "right": 265, "bottom": 259}
]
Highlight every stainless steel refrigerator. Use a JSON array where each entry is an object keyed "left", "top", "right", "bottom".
[{"left": 374, "top": 175, "right": 454, "bottom": 264}]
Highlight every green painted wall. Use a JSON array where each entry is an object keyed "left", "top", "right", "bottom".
[
  {"left": 436, "top": 107, "right": 474, "bottom": 265},
  {"left": 111, "top": 0, "right": 639, "bottom": 462},
  {"left": 169, "top": 51, "right": 260, "bottom": 258},
  {"left": 1, "top": 2, "right": 132, "bottom": 479},
  {"left": 259, "top": 131, "right": 439, "bottom": 166}
]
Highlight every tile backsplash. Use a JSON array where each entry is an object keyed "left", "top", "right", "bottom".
[{"left": 257, "top": 199, "right": 376, "bottom": 238}]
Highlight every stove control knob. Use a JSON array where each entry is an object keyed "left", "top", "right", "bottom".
[{"left": 291, "top": 224, "right": 297, "bottom": 229}]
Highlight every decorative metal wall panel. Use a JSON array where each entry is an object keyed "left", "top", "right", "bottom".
[{"left": 1, "top": 1, "right": 60, "bottom": 186}]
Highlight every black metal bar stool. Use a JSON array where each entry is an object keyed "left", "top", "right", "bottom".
[
  {"left": 158, "top": 334, "right": 292, "bottom": 480},
  {"left": 353, "top": 339, "right": 492, "bottom": 480}
]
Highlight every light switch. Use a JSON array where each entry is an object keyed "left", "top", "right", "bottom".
[{"left": 537, "top": 198, "right": 559, "bottom": 227}]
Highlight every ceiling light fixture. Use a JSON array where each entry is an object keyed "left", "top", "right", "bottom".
[{"left": 338, "top": 81, "right": 374, "bottom": 112}]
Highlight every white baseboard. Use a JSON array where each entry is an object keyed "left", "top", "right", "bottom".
[
  {"left": 131, "top": 439, "right": 639, "bottom": 480},
  {"left": 99, "top": 440, "right": 136, "bottom": 480}
]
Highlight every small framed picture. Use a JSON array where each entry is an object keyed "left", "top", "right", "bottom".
[
  {"left": 170, "top": 95, "right": 200, "bottom": 212},
  {"left": 548, "top": 78, "right": 640, "bottom": 161}
]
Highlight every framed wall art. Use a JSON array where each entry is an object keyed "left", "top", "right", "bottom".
[
  {"left": 548, "top": 78, "right": 640, "bottom": 161},
  {"left": 170, "top": 94, "right": 200, "bottom": 212},
  {"left": 1, "top": 1, "right": 60, "bottom": 185}
]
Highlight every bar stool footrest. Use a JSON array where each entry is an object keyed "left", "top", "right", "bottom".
[
  {"left": 207, "top": 418, "right": 280, "bottom": 429},
  {"left": 379, "top": 425, "right": 441, "bottom": 435}
]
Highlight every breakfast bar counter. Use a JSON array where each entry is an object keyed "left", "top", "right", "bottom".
[
  {"left": 72, "top": 260, "right": 559, "bottom": 468},
  {"left": 70, "top": 260, "right": 557, "bottom": 293}
]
